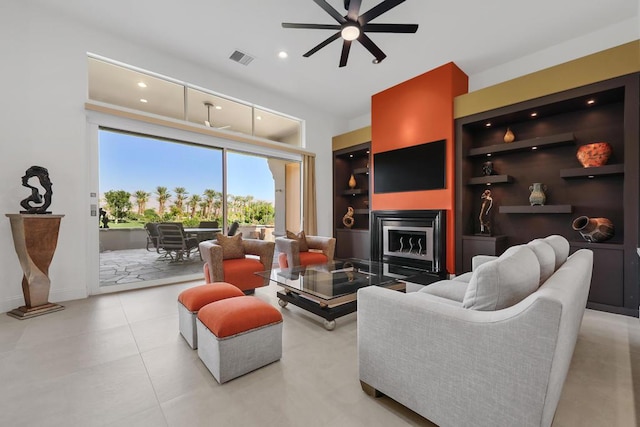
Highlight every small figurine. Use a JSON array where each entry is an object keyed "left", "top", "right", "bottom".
[
  {"left": 342, "top": 206, "right": 355, "bottom": 229},
  {"left": 482, "top": 161, "right": 494, "bottom": 176},
  {"left": 479, "top": 189, "right": 493, "bottom": 235},
  {"left": 20, "top": 165, "right": 53, "bottom": 214}
]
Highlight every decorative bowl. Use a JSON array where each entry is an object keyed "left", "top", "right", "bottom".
[{"left": 576, "top": 142, "right": 612, "bottom": 167}]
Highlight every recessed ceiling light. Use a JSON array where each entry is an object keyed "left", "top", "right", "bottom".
[
  {"left": 140, "top": 98, "right": 148, "bottom": 103},
  {"left": 278, "top": 51, "right": 288, "bottom": 59},
  {"left": 215, "top": 105, "right": 222, "bottom": 110},
  {"left": 485, "top": 122, "right": 491, "bottom": 127},
  {"left": 487, "top": 153, "right": 492, "bottom": 157},
  {"left": 256, "top": 115, "right": 262, "bottom": 120},
  {"left": 530, "top": 112, "right": 538, "bottom": 117},
  {"left": 349, "top": 154, "right": 353, "bottom": 158},
  {"left": 137, "top": 82, "right": 147, "bottom": 88},
  {"left": 532, "top": 146, "right": 538, "bottom": 150},
  {"left": 587, "top": 99, "right": 596, "bottom": 105}
]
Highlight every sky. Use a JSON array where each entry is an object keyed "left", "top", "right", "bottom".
[{"left": 99, "top": 130, "right": 275, "bottom": 204}]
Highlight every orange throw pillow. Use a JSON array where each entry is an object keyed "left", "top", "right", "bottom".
[
  {"left": 216, "top": 233, "right": 245, "bottom": 260},
  {"left": 286, "top": 230, "right": 309, "bottom": 252}
]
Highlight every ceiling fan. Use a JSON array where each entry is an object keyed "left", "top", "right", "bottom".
[
  {"left": 204, "top": 102, "right": 231, "bottom": 130},
  {"left": 282, "top": 0, "right": 418, "bottom": 67}
]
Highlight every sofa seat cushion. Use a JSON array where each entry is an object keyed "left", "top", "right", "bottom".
[
  {"left": 527, "top": 239, "right": 556, "bottom": 285},
  {"left": 222, "top": 258, "right": 266, "bottom": 291},
  {"left": 278, "top": 250, "right": 328, "bottom": 268},
  {"left": 452, "top": 272, "right": 473, "bottom": 283},
  {"left": 420, "top": 280, "right": 468, "bottom": 303},
  {"left": 463, "top": 245, "right": 540, "bottom": 311}
]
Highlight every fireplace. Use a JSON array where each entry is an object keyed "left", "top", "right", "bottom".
[{"left": 371, "top": 210, "right": 446, "bottom": 277}]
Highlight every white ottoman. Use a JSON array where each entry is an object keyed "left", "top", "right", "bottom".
[
  {"left": 177, "top": 282, "right": 244, "bottom": 349},
  {"left": 197, "top": 296, "right": 283, "bottom": 384}
]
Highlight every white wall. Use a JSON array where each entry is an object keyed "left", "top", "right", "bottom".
[{"left": 0, "top": 3, "right": 347, "bottom": 311}]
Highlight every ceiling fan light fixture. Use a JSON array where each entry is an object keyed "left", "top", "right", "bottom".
[{"left": 341, "top": 23, "right": 360, "bottom": 41}]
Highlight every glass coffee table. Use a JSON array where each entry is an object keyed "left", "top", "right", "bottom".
[{"left": 256, "top": 258, "right": 434, "bottom": 330}]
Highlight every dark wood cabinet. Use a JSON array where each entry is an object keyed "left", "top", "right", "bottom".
[
  {"left": 455, "top": 73, "right": 639, "bottom": 316},
  {"left": 333, "top": 143, "right": 371, "bottom": 259},
  {"left": 461, "top": 235, "right": 509, "bottom": 273}
]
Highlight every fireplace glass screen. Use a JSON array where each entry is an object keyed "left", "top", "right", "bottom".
[{"left": 383, "top": 226, "right": 434, "bottom": 262}]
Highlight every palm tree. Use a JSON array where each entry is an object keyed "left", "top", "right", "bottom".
[
  {"left": 173, "top": 187, "right": 188, "bottom": 213},
  {"left": 156, "top": 186, "right": 171, "bottom": 216},
  {"left": 188, "top": 194, "right": 201, "bottom": 218},
  {"left": 203, "top": 189, "right": 216, "bottom": 219},
  {"left": 133, "top": 190, "right": 150, "bottom": 215},
  {"left": 198, "top": 200, "right": 209, "bottom": 217}
]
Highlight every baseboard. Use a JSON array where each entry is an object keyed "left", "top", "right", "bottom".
[
  {"left": 586, "top": 302, "right": 639, "bottom": 318},
  {"left": 1, "top": 288, "right": 88, "bottom": 314}
]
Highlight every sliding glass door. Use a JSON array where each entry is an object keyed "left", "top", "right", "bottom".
[{"left": 98, "top": 129, "right": 223, "bottom": 289}]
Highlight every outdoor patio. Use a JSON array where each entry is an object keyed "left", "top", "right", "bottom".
[{"left": 99, "top": 248, "right": 204, "bottom": 286}]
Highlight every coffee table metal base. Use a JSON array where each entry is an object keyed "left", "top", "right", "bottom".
[{"left": 276, "top": 290, "right": 357, "bottom": 330}]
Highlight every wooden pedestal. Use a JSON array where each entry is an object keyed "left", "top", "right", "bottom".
[{"left": 6, "top": 214, "right": 65, "bottom": 319}]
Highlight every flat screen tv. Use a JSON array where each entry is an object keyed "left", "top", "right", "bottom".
[{"left": 374, "top": 139, "right": 446, "bottom": 193}]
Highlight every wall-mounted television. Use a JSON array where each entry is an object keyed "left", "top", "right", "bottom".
[{"left": 374, "top": 139, "right": 446, "bottom": 193}]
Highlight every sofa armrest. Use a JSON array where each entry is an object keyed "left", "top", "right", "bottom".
[
  {"left": 357, "top": 286, "right": 563, "bottom": 427},
  {"left": 243, "top": 239, "right": 275, "bottom": 270},
  {"left": 471, "top": 254, "right": 498, "bottom": 271},
  {"left": 306, "top": 236, "right": 336, "bottom": 262},
  {"left": 275, "top": 237, "right": 299, "bottom": 267},
  {"left": 199, "top": 241, "right": 224, "bottom": 282}
]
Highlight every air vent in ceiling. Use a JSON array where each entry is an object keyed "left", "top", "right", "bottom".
[{"left": 229, "top": 50, "right": 254, "bottom": 66}]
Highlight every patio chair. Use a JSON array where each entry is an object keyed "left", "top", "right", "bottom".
[
  {"left": 195, "top": 220, "right": 219, "bottom": 241},
  {"left": 227, "top": 221, "right": 240, "bottom": 236},
  {"left": 157, "top": 222, "right": 200, "bottom": 261},
  {"left": 144, "top": 222, "right": 161, "bottom": 252}
]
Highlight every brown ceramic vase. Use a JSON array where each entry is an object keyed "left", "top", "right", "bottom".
[
  {"left": 576, "top": 142, "right": 612, "bottom": 167},
  {"left": 571, "top": 216, "right": 614, "bottom": 243}
]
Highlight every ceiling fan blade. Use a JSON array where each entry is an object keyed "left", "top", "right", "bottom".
[
  {"left": 312, "top": 0, "right": 347, "bottom": 23},
  {"left": 359, "top": 0, "right": 406, "bottom": 25},
  {"left": 362, "top": 23, "right": 418, "bottom": 33},
  {"left": 303, "top": 32, "right": 342, "bottom": 57},
  {"left": 282, "top": 23, "right": 341, "bottom": 30},
  {"left": 339, "top": 40, "right": 352, "bottom": 67},
  {"left": 358, "top": 33, "right": 387, "bottom": 63},
  {"left": 346, "top": 0, "right": 362, "bottom": 21}
]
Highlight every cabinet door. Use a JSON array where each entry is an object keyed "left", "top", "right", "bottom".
[
  {"left": 570, "top": 245, "right": 624, "bottom": 307},
  {"left": 336, "top": 229, "right": 371, "bottom": 259},
  {"left": 461, "top": 235, "right": 508, "bottom": 272}
]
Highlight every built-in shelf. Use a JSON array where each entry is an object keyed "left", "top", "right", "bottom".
[
  {"left": 569, "top": 240, "right": 624, "bottom": 250},
  {"left": 352, "top": 167, "right": 369, "bottom": 175},
  {"left": 468, "top": 175, "right": 514, "bottom": 185},
  {"left": 499, "top": 205, "right": 573, "bottom": 214},
  {"left": 341, "top": 189, "right": 368, "bottom": 196},
  {"left": 468, "top": 132, "right": 575, "bottom": 157},
  {"left": 560, "top": 164, "right": 624, "bottom": 179}
]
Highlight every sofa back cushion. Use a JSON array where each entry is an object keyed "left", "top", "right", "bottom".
[
  {"left": 527, "top": 239, "right": 556, "bottom": 285},
  {"left": 463, "top": 245, "right": 540, "bottom": 311},
  {"left": 286, "top": 230, "right": 309, "bottom": 252},
  {"left": 216, "top": 233, "right": 246, "bottom": 260},
  {"left": 543, "top": 235, "right": 570, "bottom": 270}
]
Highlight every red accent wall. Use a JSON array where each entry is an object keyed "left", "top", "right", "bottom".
[{"left": 371, "top": 62, "right": 468, "bottom": 274}]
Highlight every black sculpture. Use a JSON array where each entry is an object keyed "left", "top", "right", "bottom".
[
  {"left": 20, "top": 165, "right": 53, "bottom": 214},
  {"left": 99, "top": 208, "right": 110, "bottom": 228}
]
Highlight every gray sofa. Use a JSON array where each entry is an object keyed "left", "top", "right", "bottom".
[{"left": 358, "top": 235, "right": 593, "bottom": 427}]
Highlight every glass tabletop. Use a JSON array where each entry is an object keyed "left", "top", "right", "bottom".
[{"left": 256, "top": 258, "right": 429, "bottom": 302}]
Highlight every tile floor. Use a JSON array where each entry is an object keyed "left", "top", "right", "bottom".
[{"left": 0, "top": 280, "right": 638, "bottom": 427}]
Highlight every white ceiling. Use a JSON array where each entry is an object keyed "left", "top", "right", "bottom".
[{"left": 30, "top": 0, "right": 638, "bottom": 119}]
